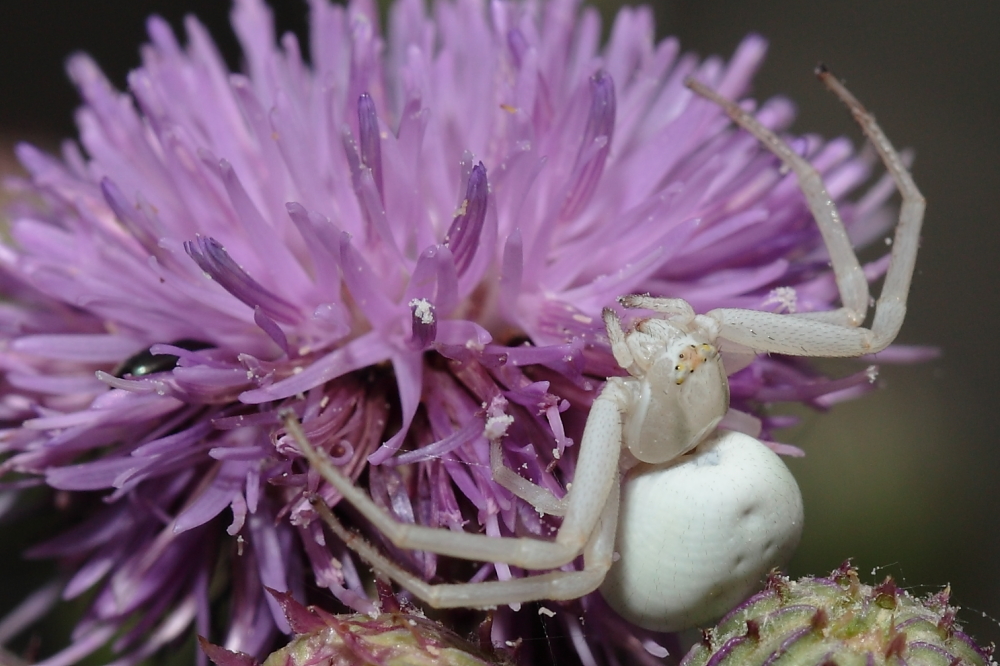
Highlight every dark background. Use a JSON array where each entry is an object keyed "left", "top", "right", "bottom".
[{"left": 0, "top": 0, "right": 997, "bottom": 654}]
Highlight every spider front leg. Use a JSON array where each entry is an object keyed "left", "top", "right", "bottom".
[
  {"left": 618, "top": 294, "right": 695, "bottom": 322},
  {"left": 280, "top": 383, "right": 628, "bottom": 607},
  {"left": 687, "top": 68, "right": 924, "bottom": 356},
  {"left": 308, "top": 477, "right": 619, "bottom": 609},
  {"left": 687, "top": 77, "right": 868, "bottom": 330}
]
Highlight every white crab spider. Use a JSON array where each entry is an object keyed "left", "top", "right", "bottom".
[{"left": 282, "top": 67, "right": 924, "bottom": 632}]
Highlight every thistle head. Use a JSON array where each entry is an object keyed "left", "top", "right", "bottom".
[{"left": 681, "top": 563, "right": 993, "bottom": 666}]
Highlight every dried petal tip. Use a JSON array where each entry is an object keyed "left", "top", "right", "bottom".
[
  {"left": 681, "top": 566, "right": 992, "bottom": 666},
  {"left": 202, "top": 594, "right": 506, "bottom": 666}
]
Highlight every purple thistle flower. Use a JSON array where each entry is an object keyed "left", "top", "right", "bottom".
[{"left": 0, "top": 0, "right": 916, "bottom": 664}]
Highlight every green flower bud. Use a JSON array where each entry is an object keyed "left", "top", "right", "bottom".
[
  {"left": 681, "top": 563, "right": 992, "bottom": 666},
  {"left": 260, "top": 613, "right": 501, "bottom": 666},
  {"left": 201, "top": 589, "right": 507, "bottom": 666}
]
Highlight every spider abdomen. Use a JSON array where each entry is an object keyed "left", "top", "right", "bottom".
[{"left": 600, "top": 430, "right": 803, "bottom": 632}]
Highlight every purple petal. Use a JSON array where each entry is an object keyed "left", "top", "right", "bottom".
[
  {"left": 443, "top": 162, "right": 489, "bottom": 275},
  {"left": 559, "top": 70, "right": 615, "bottom": 221},
  {"left": 174, "top": 460, "right": 252, "bottom": 534},
  {"left": 338, "top": 232, "right": 399, "bottom": 329},
  {"left": 239, "top": 332, "right": 393, "bottom": 403},
  {"left": 368, "top": 352, "right": 423, "bottom": 464},
  {"left": 357, "top": 93, "right": 384, "bottom": 200},
  {"left": 184, "top": 236, "right": 302, "bottom": 325},
  {"left": 12, "top": 334, "right": 144, "bottom": 363}
]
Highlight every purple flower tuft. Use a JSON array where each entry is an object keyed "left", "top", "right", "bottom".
[{"left": 0, "top": 1, "right": 907, "bottom": 665}]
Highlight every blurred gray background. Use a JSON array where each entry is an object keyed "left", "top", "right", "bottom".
[{"left": 0, "top": 0, "right": 997, "bottom": 653}]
